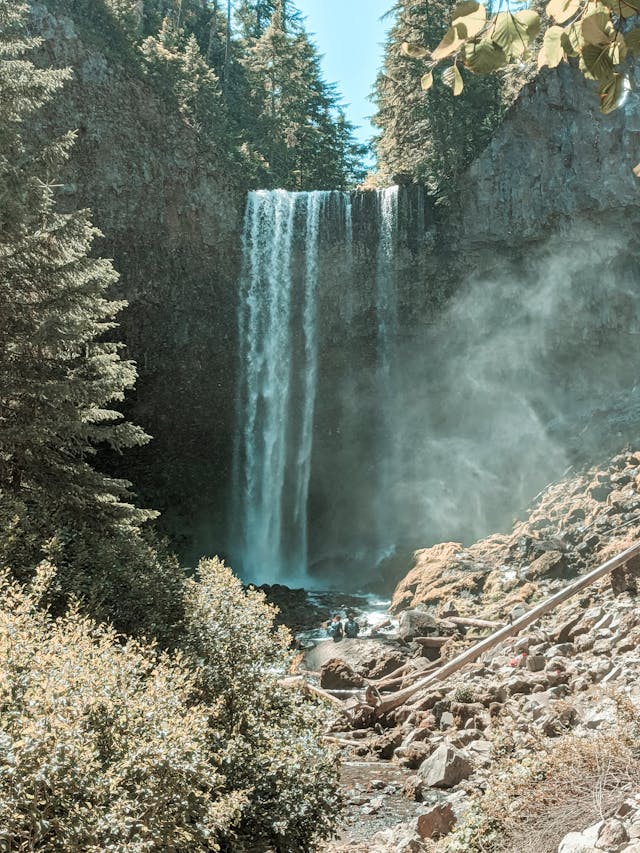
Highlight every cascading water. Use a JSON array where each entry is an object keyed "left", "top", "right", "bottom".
[
  {"left": 232, "top": 186, "right": 402, "bottom": 585},
  {"left": 374, "top": 187, "right": 400, "bottom": 561},
  {"left": 232, "top": 189, "right": 338, "bottom": 584}
]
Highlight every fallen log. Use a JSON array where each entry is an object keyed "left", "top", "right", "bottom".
[
  {"left": 446, "top": 616, "right": 505, "bottom": 630},
  {"left": 365, "top": 539, "right": 640, "bottom": 716},
  {"left": 279, "top": 675, "right": 347, "bottom": 709}
]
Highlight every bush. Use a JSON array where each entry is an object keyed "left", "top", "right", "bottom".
[
  {"left": 0, "top": 565, "right": 243, "bottom": 851},
  {"left": 0, "top": 559, "right": 342, "bottom": 852},
  {"left": 182, "top": 558, "right": 343, "bottom": 852}
]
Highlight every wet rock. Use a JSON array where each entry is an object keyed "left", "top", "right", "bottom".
[
  {"left": 418, "top": 743, "right": 473, "bottom": 788},
  {"left": 416, "top": 802, "right": 456, "bottom": 839},
  {"left": 525, "top": 550, "right": 567, "bottom": 580},
  {"left": 320, "top": 658, "right": 365, "bottom": 690}
]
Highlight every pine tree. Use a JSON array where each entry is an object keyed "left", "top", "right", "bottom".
[
  {"left": 0, "top": 1, "right": 184, "bottom": 640},
  {"left": 241, "top": 0, "right": 364, "bottom": 189},
  {"left": 374, "top": 0, "right": 506, "bottom": 194}
]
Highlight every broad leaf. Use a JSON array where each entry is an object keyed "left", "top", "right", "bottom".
[
  {"left": 539, "top": 26, "right": 566, "bottom": 67},
  {"left": 453, "top": 5, "right": 487, "bottom": 38},
  {"left": 581, "top": 42, "right": 614, "bottom": 79},
  {"left": 463, "top": 39, "right": 508, "bottom": 73},
  {"left": 598, "top": 72, "right": 624, "bottom": 112},
  {"left": 582, "top": 10, "right": 611, "bottom": 45},
  {"left": 546, "top": 0, "right": 581, "bottom": 23},
  {"left": 421, "top": 70, "right": 434, "bottom": 91},
  {"left": 452, "top": 1, "right": 481, "bottom": 20},
  {"left": 432, "top": 26, "right": 465, "bottom": 60},
  {"left": 561, "top": 21, "right": 585, "bottom": 55},
  {"left": 401, "top": 41, "right": 429, "bottom": 59},
  {"left": 492, "top": 11, "right": 535, "bottom": 59},
  {"left": 515, "top": 9, "right": 541, "bottom": 40}
]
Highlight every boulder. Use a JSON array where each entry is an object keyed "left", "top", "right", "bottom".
[
  {"left": 559, "top": 821, "right": 602, "bottom": 853},
  {"left": 319, "top": 658, "right": 364, "bottom": 690},
  {"left": 416, "top": 802, "right": 456, "bottom": 839},
  {"left": 596, "top": 817, "right": 628, "bottom": 849},
  {"left": 398, "top": 609, "right": 438, "bottom": 642},
  {"left": 418, "top": 743, "right": 473, "bottom": 788}
]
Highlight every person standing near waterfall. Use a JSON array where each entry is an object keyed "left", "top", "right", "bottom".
[
  {"left": 344, "top": 612, "right": 360, "bottom": 639},
  {"left": 327, "top": 614, "right": 343, "bottom": 642}
]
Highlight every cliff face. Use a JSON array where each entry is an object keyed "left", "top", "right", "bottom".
[{"left": 31, "top": 1, "right": 244, "bottom": 561}]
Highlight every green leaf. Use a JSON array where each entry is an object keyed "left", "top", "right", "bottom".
[
  {"left": 515, "top": 9, "right": 541, "bottom": 40},
  {"left": 401, "top": 41, "right": 429, "bottom": 59},
  {"left": 598, "top": 72, "right": 624, "bottom": 113},
  {"left": 561, "top": 21, "right": 584, "bottom": 55},
  {"left": 492, "top": 11, "right": 535, "bottom": 59},
  {"left": 421, "top": 70, "right": 434, "bottom": 91},
  {"left": 581, "top": 43, "right": 614, "bottom": 79},
  {"left": 453, "top": 5, "right": 487, "bottom": 38},
  {"left": 582, "top": 10, "right": 611, "bottom": 45},
  {"left": 625, "top": 28, "right": 640, "bottom": 55},
  {"left": 463, "top": 39, "right": 508, "bottom": 73},
  {"left": 442, "top": 64, "right": 465, "bottom": 95},
  {"left": 452, "top": 0, "right": 481, "bottom": 20},
  {"left": 432, "top": 26, "right": 465, "bottom": 60},
  {"left": 538, "top": 25, "right": 566, "bottom": 67},
  {"left": 546, "top": 0, "right": 582, "bottom": 23}
]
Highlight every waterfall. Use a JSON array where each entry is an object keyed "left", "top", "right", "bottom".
[
  {"left": 233, "top": 189, "right": 336, "bottom": 584},
  {"left": 374, "top": 186, "right": 400, "bottom": 560}
]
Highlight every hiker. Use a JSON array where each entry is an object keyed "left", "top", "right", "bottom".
[
  {"left": 344, "top": 611, "right": 360, "bottom": 639},
  {"left": 327, "top": 614, "right": 343, "bottom": 642}
]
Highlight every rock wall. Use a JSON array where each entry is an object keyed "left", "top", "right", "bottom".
[{"left": 31, "top": 1, "right": 245, "bottom": 562}]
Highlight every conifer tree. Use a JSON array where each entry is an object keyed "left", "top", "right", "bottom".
[
  {"left": 374, "top": 0, "right": 506, "bottom": 193},
  {"left": 0, "top": 1, "right": 184, "bottom": 639}
]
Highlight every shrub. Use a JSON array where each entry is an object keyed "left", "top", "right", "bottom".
[
  {"left": 182, "top": 558, "right": 343, "bottom": 852},
  {"left": 0, "top": 565, "right": 243, "bottom": 851}
]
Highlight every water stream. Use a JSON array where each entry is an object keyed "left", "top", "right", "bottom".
[{"left": 232, "top": 187, "right": 401, "bottom": 585}]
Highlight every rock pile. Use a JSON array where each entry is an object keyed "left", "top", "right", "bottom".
[{"left": 559, "top": 796, "right": 640, "bottom": 853}]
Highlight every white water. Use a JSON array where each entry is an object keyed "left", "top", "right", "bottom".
[{"left": 233, "top": 187, "right": 401, "bottom": 585}]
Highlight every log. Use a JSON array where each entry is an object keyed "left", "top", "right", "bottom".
[
  {"left": 279, "top": 675, "right": 347, "bottom": 709},
  {"left": 413, "top": 635, "right": 451, "bottom": 647},
  {"left": 446, "top": 616, "right": 505, "bottom": 630},
  {"left": 369, "top": 539, "right": 640, "bottom": 716}
]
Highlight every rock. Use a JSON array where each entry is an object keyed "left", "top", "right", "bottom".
[
  {"left": 398, "top": 609, "right": 438, "bottom": 642},
  {"left": 319, "top": 658, "right": 364, "bottom": 690},
  {"left": 394, "top": 742, "right": 434, "bottom": 769},
  {"left": 525, "top": 550, "right": 567, "bottom": 580},
  {"left": 526, "top": 654, "right": 546, "bottom": 672},
  {"left": 416, "top": 802, "right": 456, "bottom": 839},
  {"left": 558, "top": 820, "right": 602, "bottom": 853},
  {"left": 402, "top": 775, "right": 425, "bottom": 801},
  {"left": 466, "top": 739, "right": 492, "bottom": 766},
  {"left": 418, "top": 742, "right": 473, "bottom": 788},
  {"left": 596, "top": 818, "right": 628, "bottom": 849},
  {"left": 370, "top": 729, "right": 405, "bottom": 759}
]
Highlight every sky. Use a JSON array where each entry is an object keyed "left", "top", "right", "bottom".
[{"left": 296, "top": 0, "right": 393, "bottom": 148}]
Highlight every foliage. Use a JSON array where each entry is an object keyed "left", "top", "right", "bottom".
[
  {"left": 402, "top": 0, "right": 640, "bottom": 124},
  {"left": 441, "top": 702, "right": 640, "bottom": 853},
  {"left": 0, "top": 565, "right": 244, "bottom": 851},
  {"left": 182, "top": 558, "right": 343, "bottom": 852},
  {"left": 373, "top": 0, "right": 507, "bottom": 194}
]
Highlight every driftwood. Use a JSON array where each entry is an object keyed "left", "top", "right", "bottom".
[
  {"left": 279, "top": 675, "right": 347, "bottom": 709},
  {"left": 364, "top": 539, "right": 640, "bottom": 716},
  {"left": 446, "top": 616, "right": 505, "bottom": 630}
]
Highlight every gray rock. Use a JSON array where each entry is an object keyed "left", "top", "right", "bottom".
[
  {"left": 398, "top": 610, "right": 438, "bottom": 641},
  {"left": 418, "top": 743, "right": 473, "bottom": 788}
]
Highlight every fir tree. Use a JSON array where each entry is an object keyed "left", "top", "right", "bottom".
[
  {"left": 374, "top": 0, "right": 506, "bottom": 194},
  {"left": 0, "top": 1, "right": 184, "bottom": 639}
]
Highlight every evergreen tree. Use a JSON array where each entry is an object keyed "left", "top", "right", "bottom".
[
  {"left": 0, "top": 0, "right": 184, "bottom": 640},
  {"left": 241, "top": 0, "right": 364, "bottom": 189},
  {"left": 374, "top": 0, "right": 506, "bottom": 194}
]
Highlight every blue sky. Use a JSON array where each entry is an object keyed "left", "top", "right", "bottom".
[{"left": 296, "top": 0, "right": 393, "bottom": 148}]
